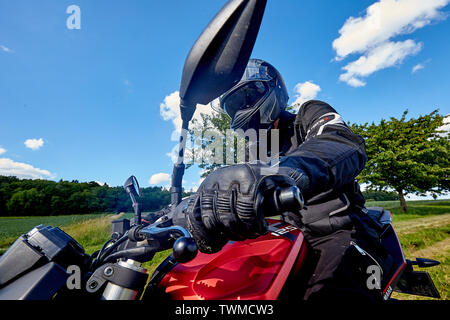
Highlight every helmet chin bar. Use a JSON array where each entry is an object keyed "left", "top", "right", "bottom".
[{"left": 230, "top": 89, "right": 280, "bottom": 131}]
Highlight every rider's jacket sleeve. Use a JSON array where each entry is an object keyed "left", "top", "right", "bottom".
[{"left": 275, "top": 100, "right": 367, "bottom": 200}]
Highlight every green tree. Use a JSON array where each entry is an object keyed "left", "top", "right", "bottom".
[
  {"left": 362, "top": 190, "right": 399, "bottom": 201},
  {"left": 188, "top": 111, "right": 239, "bottom": 177},
  {"left": 351, "top": 110, "right": 449, "bottom": 212},
  {"left": 6, "top": 188, "right": 44, "bottom": 216}
]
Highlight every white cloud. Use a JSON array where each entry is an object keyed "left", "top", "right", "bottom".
[
  {"left": 406, "top": 192, "right": 449, "bottom": 200},
  {"left": 436, "top": 114, "right": 450, "bottom": 137},
  {"left": 0, "top": 147, "right": 6, "bottom": 155},
  {"left": 160, "top": 91, "right": 183, "bottom": 140},
  {"left": 0, "top": 158, "right": 55, "bottom": 180},
  {"left": 166, "top": 144, "right": 180, "bottom": 164},
  {"left": 292, "top": 81, "right": 321, "bottom": 109},
  {"left": 0, "top": 45, "right": 13, "bottom": 53},
  {"left": 411, "top": 63, "right": 424, "bottom": 73},
  {"left": 24, "top": 138, "right": 44, "bottom": 151},
  {"left": 160, "top": 91, "right": 215, "bottom": 141},
  {"left": 189, "top": 174, "right": 207, "bottom": 193},
  {"left": 343, "top": 77, "right": 366, "bottom": 88},
  {"left": 123, "top": 79, "right": 133, "bottom": 93},
  {"left": 149, "top": 172, "right": 171, "bottom": 185},
  {"left": 339, "top": 40, "right": 422, "bottom": 87},
  {"left": 333, "top": 0, "right": 449, "bottom": 86},
  {"left": 160, "top": 91, "right": 217, "bottom": 165},
  {"left": 333, "top": 0, "right": 449, "bottom": 59},
  {"left": 95, "top": 181, "right": 110, "bottom": 187}
]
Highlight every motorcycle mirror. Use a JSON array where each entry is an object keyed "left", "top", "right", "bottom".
[
  {"left": 124, "top": 175, "right": 142, "bottom": 224},
  {"left": 171, "top": 0, "right": 267, "bottom": 206},
  {"left": 179, "top": 0, "right": 267, "bottom": 122},
  {"left": 124, "top": 175, "right": 141, "bottom": 197}
]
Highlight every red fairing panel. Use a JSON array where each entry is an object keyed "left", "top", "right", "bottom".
[{"left": 159, "top": 219, "right": 308, "bottom": 300}]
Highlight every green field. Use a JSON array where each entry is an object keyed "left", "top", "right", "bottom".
[
  {"left": 0, "top": 213, "right": 110, "bottom": 251},
  {"left": 0, "top": 199, "right": 448, "bottom": 300}
]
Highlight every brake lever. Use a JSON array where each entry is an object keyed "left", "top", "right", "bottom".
[
  {"left": 139, "top": 224, "right": 197, "bottom": 263},
  {"left": 139, "top": 225, "right": 191, "bottom": 241}
]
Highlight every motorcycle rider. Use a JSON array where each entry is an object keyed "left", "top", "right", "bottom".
[{"left": 185, "top": 58, "right": 393, "bottom": 301}]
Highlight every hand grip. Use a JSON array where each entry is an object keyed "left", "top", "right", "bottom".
[{"left": 270, "top": 186, "right": 304, "bottom": 214}]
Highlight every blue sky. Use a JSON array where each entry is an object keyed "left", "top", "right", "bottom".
[{"left": 1, "top": 0, "right": 449, "bottom": 195}]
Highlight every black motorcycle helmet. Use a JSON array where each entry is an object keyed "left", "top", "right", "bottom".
[{"left": 211, "top": 59, "right": 289, "bottom": 131}]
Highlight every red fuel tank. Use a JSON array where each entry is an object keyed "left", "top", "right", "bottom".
[{"left": 158, "top": 219, "right": 308, "bottom": 300}]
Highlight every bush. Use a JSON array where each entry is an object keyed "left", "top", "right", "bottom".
[{"left": 363, "top": 190, "right": 399, "bottom": 201}]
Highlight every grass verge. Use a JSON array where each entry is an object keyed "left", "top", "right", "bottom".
[{"left": 392, "top": 213, "right": 450, "bottom": 300}]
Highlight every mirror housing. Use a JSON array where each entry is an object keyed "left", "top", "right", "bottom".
[
  {"left": 171, "top": 0, "right": 267, "bottom": 206},
  {"left": 179, "top": 0, "right": 267, "bottom": 121},
  {"left": 124, "top": 176, "right": 142, "bottom": 225},
  {"left": 124, "top": 175, "right": 141, "bottom": 197}
]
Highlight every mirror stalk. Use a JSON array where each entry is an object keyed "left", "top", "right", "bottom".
[
  {"left": 170, "top": 116, "right": 190, "bottom": 206},
  {"left": 133, "top": 202, "right": 142, "bottom": 225},
  {"left": 124, "top": 176, "right": 142, "bottom": 225}
]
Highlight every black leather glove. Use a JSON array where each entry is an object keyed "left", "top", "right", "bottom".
[{"left": 186, "top": 163, "right": 303, "bottom": 253}]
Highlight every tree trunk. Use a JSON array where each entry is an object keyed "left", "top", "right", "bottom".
[{"left": 397, "top": 190, "right": 407, "bottom": 213}]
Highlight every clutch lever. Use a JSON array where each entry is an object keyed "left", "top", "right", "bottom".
[{"left": 139, "top": 223, "right": 197, "bottom": 263}]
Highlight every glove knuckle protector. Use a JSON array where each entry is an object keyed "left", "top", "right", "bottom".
[{"left": 186, "top": 193, "right": 228, "bottom": 254}]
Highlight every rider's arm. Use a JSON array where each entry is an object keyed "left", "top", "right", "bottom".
[{"left": 276, "top": 100, "right": 367, "bottom": 200}]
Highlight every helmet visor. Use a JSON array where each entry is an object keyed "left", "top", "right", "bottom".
[
  {"left": 242, "top": 59, "right": 274, "bottom": 82},
  {"left": 221, "top": 81, "right": 268, "bottom": 119}
]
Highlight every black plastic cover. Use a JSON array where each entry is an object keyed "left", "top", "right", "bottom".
[
  {"left": 0, "top": 237, "right": 46, "bottom": 287},
  {"left": 0, "top": 262, "right": 68, "bottom": 300},
  {"left": 0, "top": 225, "right": 86, "bottom": 288},
  {"left": 394, "top": 270, "right": 441, "bottom": 298},
  {"left": 26, "top": 225, "right": 85, "bottom": 265},
  {"left": 111, "top": 218, "right": 130, "bottom": 239}
]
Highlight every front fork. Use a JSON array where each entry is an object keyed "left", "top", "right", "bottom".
[
  {"left": 86, "top": 258, "right": 149, "bottom": 300},
  {"left": 101, "top": 259, "right": 148, "bottom": 300}
]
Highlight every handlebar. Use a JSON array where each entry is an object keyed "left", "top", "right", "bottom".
[
  {"left": 102, "top": 186, "right": 303, "bottom": 266},
  {"left": 139, "top": 224, "right": 198, "bottom": 263},
  {"left": 266, "top": 186, "right": 304, "bottom": 215}
]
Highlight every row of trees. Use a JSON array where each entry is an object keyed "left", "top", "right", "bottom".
[
  {"left": 188, "top": 108, "right": 449, "bottom": 212},
  {"left": 362, "top": 190, "right": 399, "bottom": 202},
  {"left": 0, "top": 176, "right": 175, "bottom": 216},
  {"left": 1, "top": 109, "right": 447, "bottom": 216}
]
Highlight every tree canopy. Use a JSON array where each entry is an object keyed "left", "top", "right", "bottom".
[
  {"left": 0, "top": 176, "right": 181, "bottom": 216},
  {"left": 350, "top": 110, "right": 449, "bottom": 212}
]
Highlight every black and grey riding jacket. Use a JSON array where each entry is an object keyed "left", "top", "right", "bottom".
[{"left": 271, "top": 100, "right": 367, "bottom": 237}]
